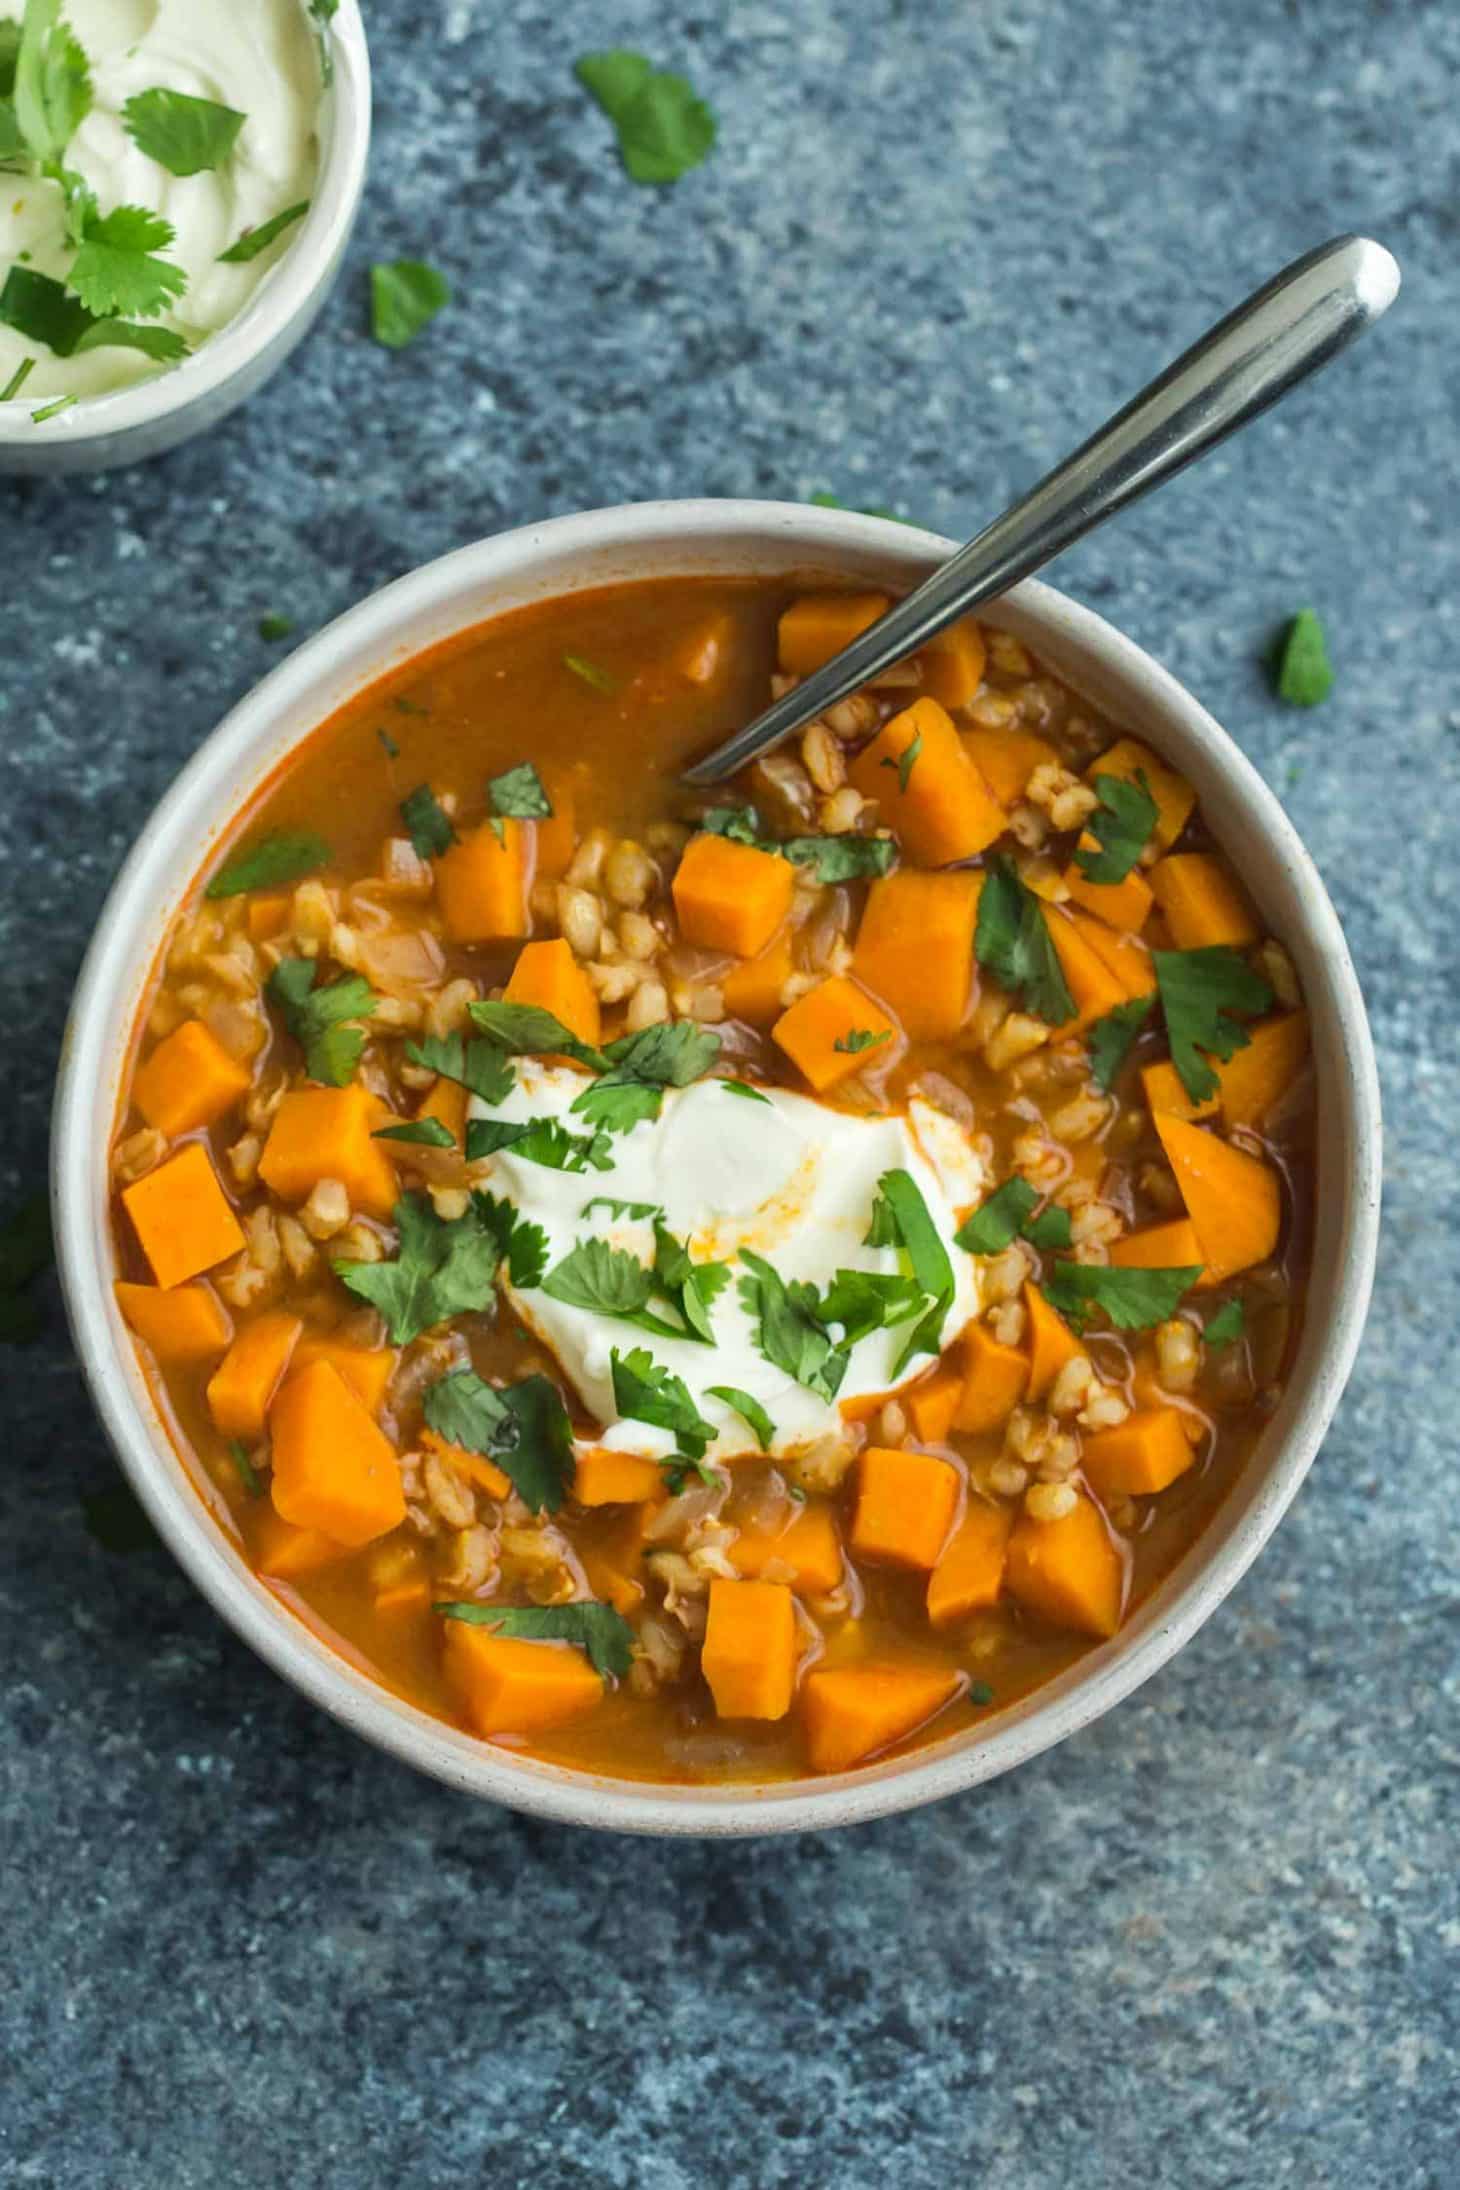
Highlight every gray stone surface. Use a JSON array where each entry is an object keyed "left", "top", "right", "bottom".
[{"left": 3, "top": 1, "right": 1457, "bottom": 2183}]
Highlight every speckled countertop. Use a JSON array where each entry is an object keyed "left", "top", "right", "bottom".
[{"left": 2, "top": 2, "right": 1457, "bottom": 2183}]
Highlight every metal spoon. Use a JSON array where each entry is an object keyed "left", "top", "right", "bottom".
[{"left": 683, "top": 233, "right": 1399, "bottom": 786}]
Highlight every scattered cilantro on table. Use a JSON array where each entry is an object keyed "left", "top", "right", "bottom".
[
  {"left": 574, "top": 50, "right": 716, "bottom": 185},
  {"left": 266, "top": 958, "right": 377, "bottom": 1086},
  {"left": 1271, "top": 609, "right": 1333, "bottom": 707},
  {"left": 257, "top": 612, "right": 294, "bottom": 642},
  {"left": 434, "top": 1600, "right": 635, "bottom": 1681},
  {"left": 370, "top": 259, "right": 450, "bottom": 349}
]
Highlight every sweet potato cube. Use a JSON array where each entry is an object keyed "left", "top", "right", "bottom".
[
  {"left": 1061, "top": 855, "right": 1154, "bottom": 934},
  {"left": 1141, "top": 1058, "right": 1219, "bottom": 1123},
  {"left": 132, "top": 1019, "right": 252, "bottom": 1138},
  {"left": 253, "top": 1506, "right": 355, "bottom": 1581},
  {"left": 926, "top": 1502, "right": 1013, "bottom": 1628},
  {"left": 849, "top": 1447, "right": 960, "bottom": 1571},
  {"left": 672, "top": 832, "right": 794, "bottom": 958},
  {"left": 290, "top": 1336, "right": 397, "bottom": 1414},
  {"left": 206, "top": 1310, "right": 302, "bottom": 1437},
  {"left": 534, "top": 766, "right": 579, "bottom": 879},
  {"left": 961, "top": 727, "right": 1058, "bottom": 807},
  {"left": 917, "top": 617, "right": 987, "bottom": 708},
  {"left": 1149, "top": 853, "right": 1260, "bottom": 950},
  {"left": 954, "top": 1320, "right": 1030, "bottom": 1432},
  {"left": 268, "top": 1360, "right": 405, "bottom": 1546},
  {"left": 720, "top": 926, "right": 795, "bottom": 1027},
  {"left": 1154, "top": 1113, "right": 1281, "bottom": 1283},
  {"left": 1043, "top": 907, "right": 1136, "bottom": 1034},
  {"left": 701, "top": 1577, "right": 798, "bottom": 1720},
  {"left": 573, "top": 1447, "right": 664, "bottom": 1506},
  {"left": 730, "top": 1504, "right": 843, "bottom": 1596},
  {"left": 1109, "top": 1220, "right": 1205, "bottom": 1274},
  {"left": 1072, "top": 907, "right": 1155, "bottom": 999},
  {"left": 258, "top": 1085, "right": 399, "bottom": 1221},
  {"left": 801, "top": 1662, "right": 963, "bottom": 1773},
  {"left": 1088, "top": 737, "right": 1195, "bottom": 853},
  {"left": 444, "top": 1624, "right": 604, "bottom": 1737},
  {"left": 771, "top": 974, "right": 897, "bottom": 1093},
  {"left": 1082, "top": 1406, "right": 1196, "bottom": 1497},
  {"left": 849, "top": 697, "right": 1005, "bottom": 866},
  {"left": 852, "top": 870, "right": 980, "bottom": 1041},
  {"left": 1006, "top": 1491, "right": 1125, "bottom": 1639},
  {"left": 245, "top": 893, "right": 291, "bottom": 942},
  {"left": 420, "top": 1426, "right": 512, "bottom": 1500},
  {"left": 416, "top": 1072, "right": 468, "bottom": 1143},
  {"left": 435, "top": 818, "right": 530, "bottom": 943},
  {"left": 115, "top": 1280, "right": 232, "bottom": 1365},
  {"left": 1212, "top": 1012, "right": 1309, "bottom": 1128},
  {"left": 1024, "top": 1283, "right": 1084, "bottom": 1402},
  {"left": 121, "top": 1141, "right": 245, "bottom": 1290},
  {"left": 777, "top": 591, "right": 890, "bottom": 675},
  {"left": 504, "top": 937, "right": 601, "bottom": 1048},
  {"left": 580, "top": 1499, "right": 656, "bottom": 1619},
  {"left": 905, "top": 1361, "right": 965, "bottom": 1445}
]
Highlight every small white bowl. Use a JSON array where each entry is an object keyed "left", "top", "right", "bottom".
[
  {"left": 52, "top": 501, "right": 1382, "bottom": 1835},
  {"left": 0, "top": 3, "right": 369, "bottom": 476}
]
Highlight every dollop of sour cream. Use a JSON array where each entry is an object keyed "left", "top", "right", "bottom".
[
  {"left": 0, "top": 0, "right": 321, "bottom": 401},
  {"left": 475, "top": 1064, "right": 986, "bottom": 1466}
]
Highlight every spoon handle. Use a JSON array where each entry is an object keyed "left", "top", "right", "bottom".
[{"left": 684, "top": 234, "right": 1399, "bottom": 786}]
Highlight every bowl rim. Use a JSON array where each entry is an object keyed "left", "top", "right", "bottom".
[
  {"left": 0, "top": 0, "right": 370, "bottom": 449},
  {"left": 50, "top": 498, "right": 1383, "bottom": 1836}
]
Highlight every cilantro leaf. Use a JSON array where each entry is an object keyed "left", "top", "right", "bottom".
[
  {"left": 564, "top": 652, "right": 616, "bottom": 693},
  {"left": 701, "top": 804, "right": 761, "bottom": 846},
  {"left": 1153, "top": 947, "right": 1273, "bottom": 1104},
  {"left": 863, "top": 1185, "right": 901, "bottom": 1248},
  {"left": 487, "top": 761, "right": 552, "bottom": 838},
  {"left": 407, "top": 1031, "right": 515, "bottom": 1108},
  {"left": 14, "top": 0, "right": 91, "bottom": 167},
  {"left": 0, "top": 264, "right": 187, "bottom": 361},
  {"left": 123, "top": 87, "right": 244, "bottom": 176},
  {"left": 370, "top": 259, "right": 450, "bottom": 349},
  {"left": 258, "top": 612, "right": 294, "bottom": 642},
  {"left": 204, "top": 829, "right": 330, "bottom": 901},
  {"left": 434, "top": 1599, "right": 634, "bottom": 1681},
  {"left": 0, "top": 360, "right": 34, "bottom": 403},
  {"left": 699, "top": 805, "right": 898, "bottom": 885},
  {"left": 399, "top": 783, "right": 456, "bottom": 860},
  {"left": 813, "top": 1268, "right": 928, "bottom": 1344},
  {"left": 832, "top": 1027, "right": 890, "bottom": 1056},
  {"left": 571, "top": 1020, "right": 721, "bottom": 1133},
  {"left": 424, "top": 1369, "right": 574, "bottom": 1513},
  {"left": 1042, "top": 1260, "right": 1202, "bottom": 1334},
  {"left": 218, "top": 198, "right": 310, "bottom": 263},
  {"left": 1023, "top": 1204, "right": 1073, "bottom": 1250},
  {"left": 882, "top": 730, "right": 921, "bottom": 794},
  {"left": 540, "top": 1237, "right": 677, "bottom": 1334},
  {"left": 227, "top": 1439, "right": 263, "bottom": 1497},
  {"left": 266, "top": 958, "right": 377, "bottom": 1086},
  {"left": 374, "top": 1117, "right": 456, "bottom": 1150},
  {"left": 0, "top": 21, "right": 20, "bottom": 98},
  {"left": 467, "top": 1115, "right": 614, "bottom": 1173},
  {"left": 469, "top": 998, "right": 608, "bottom": 1073},
  {"left": 870, "top": 1167, "right": 956, "bottom": 1370},
  {"left": 737, "top": 1250, "right": 847, "bottom": 1403},
  {"left": 1088, "top": 994, "right": 1154, "bottom": 1092},
  {"left": 1204, "top": 1299, "right": 1245, "bottom": 1348},
  {"left": 334, "top": 1192, "right": 501, "bottom": 1345},
  {"left": 975, "top": 857, "right": 1077, "bottom": 1026},
  {"left": 610, "top": 1345, "right": 716, "bottom": 1464},
  {"left": 1074, "top": 771, "right": 1158, "bottom": 884},
  {"left": 575, "top": 49, "right": 716, "bottom": 186},
  {"left": 720, "top": 1079, "right": 770, "bottom": 1104},
  {"left": 0, "top": 1189, "right": 52, "bottom": 1343},
  {"left": 652, "top": 1220, "right": 730, "bottom": 1343},
  {"left": 583, "top": 1195, "right": 662, "bottom": 1221},
  {"left": 472, "top": 1190, "right": 548, "bottom": 1288},
  {"left": 1272, "top": 608, "right": 1334, "bottom": 707},
  {"left": 705, "top": 1385, "right": 775, "bottom": 1452},
  {"left": 956, "top": 1177, "right": 1038, "bottom": 1254},
  {"left": 68, "top": 203, "right": 187, "bottom": 320}
]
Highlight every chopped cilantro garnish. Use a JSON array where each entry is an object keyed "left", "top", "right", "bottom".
[
  {"left": 12, "top": 0, "right": 90, "bottom": 166},
  {"left": 701, "top": 804, "right": 897, "bottom": 884},
  {"left": 370, "top": 259, "right": 450, "bottom": 349},
  {"left": 205, "top": 828, "right": 329, "bottom": 899},
  {"left": 1043, "top": 1260, "right": 1202, "bottom": 1333},
  {"left": 468, "top": 998, "right": 608, "bottom": 1073},
  {"left": 399, "top": 783, "right": 456, "bottom": 860},
  {"left": 968, "top": 1680, "right": 995, "bottom": 1707},
  {"left": 373, "top": 1116, "right": 457, "bottom": 1149},
  {"left": 955, "top": 1177, "right": 1037, "bottom": 1254},
  {"left": 122, "top": 88, "right": 244, "bottom": 177},
  {"left": 564, "top": 652, "right": 616, "bottom": 693},
  {"left": 487, "top": 760, "right": 552, "bottom": 841},
  {"left": 813, "top": 1267, "right": 928, "bottom": 1344},
  {"left": 571, "top": 1020, "right": 722, "bottom": 1134},
  {"left": 466, "top": 1115, "right": 614, "bottom": 1173},
  {"left": 1153, "top": 947, "right": 1273, "bottom": 1104},
  {"left": 540, "top": 1236, "right": 689, "bottom": 1342},
  {"left": 975, "top": 857, "right": 1076, "bottom": 1027},
  {"left": 574, "top": 49, "right": 716, "bottom": 185},
  {"left": 737, "top": 1250, "right": 848, "bottom": 1403},
  {"left": 334, "top": 1191, "right": 500, "bottom": 1345},
  {"left": 1074, "top": 771, "right": 1158, "bottom": 884},
  {"left": 257, "top": 612, "right": 294, "bottom": 642},
  {"left": 30, "top": 391, "right": 75, "bottom": 421},
  {"left": 0, "top": 264, "right": 188, "bottom": 361},
  {"left": 407, "top": 1031, "right": 515, "bottom": 1107},
  {"left": 610, "top": 1345, "right": 717, "bottom": 1468},
  {"left": 266, "top": 958, "right": 377, "bottom": 1085},
  {"left": 882, "top": 730, "right": 921, "bottom": 794},
  {"left": 582, "top": 1195, "right": 662, "bottom": 1221},
  {"left": 227, "top": 1438, "right": 263, "bottom": 1497},
  {"left": 1203, "top": 1299, "right": 1245, "bottom": 1348},
  {"left": 1272, "top": 609, "right": 1333, "bottom": 707},
  {"left": 68, "top": 203, "right": 187, "bottom": 319},
  {"left": 218, "top": 198, "right": 310, "bottom": 264},
  {"left": 0, "top": 1190, "right": 53, "bottom": 1343},
  {"left": 0, "top": 357, "right": 34, "bottom": 402},
  {"left": 1087, "top": 994, "right": 1155, "bottom": 1092},
  {"left": 832, "top": 1027, "right": 890, "bottom": 1056},
  {"left": 652, "top": 1220, "right": 731, "bottom": 1342},
  {"left": 423, "top": 1369, "right": 575, "bottom": 1513},
  {"left": 473, "top": 1189, "right": 549, "bottom": 1289},
  {"left": 720, "top": 1078, "right": 770, "bottom": 1103},
  {"left": 869, "top": 1167, "right": 956, "bottom": 1370},
  {"left": 434, "top": 1599, "right": 634, "bottom": 1681},
  {"left": 705, "top": 1385, "right": 776, "bottom": 1452},
  {"left": 1022, "top": 1204, "right": 1073, "bottom": 1250},
  {"left": 376, "top": 726, "right": 400, "bottom": 759}
]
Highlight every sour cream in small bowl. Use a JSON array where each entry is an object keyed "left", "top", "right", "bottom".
[{"left": 0, "top": 0, "right": 368, "bottom": 473}]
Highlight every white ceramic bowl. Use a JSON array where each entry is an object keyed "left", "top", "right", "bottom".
[
  {"left": 51, "top": 501, "right": 1382, "bottom": 1835},
  {"left": 0, "top": 3, "right": 369, "bottom": 476}
]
